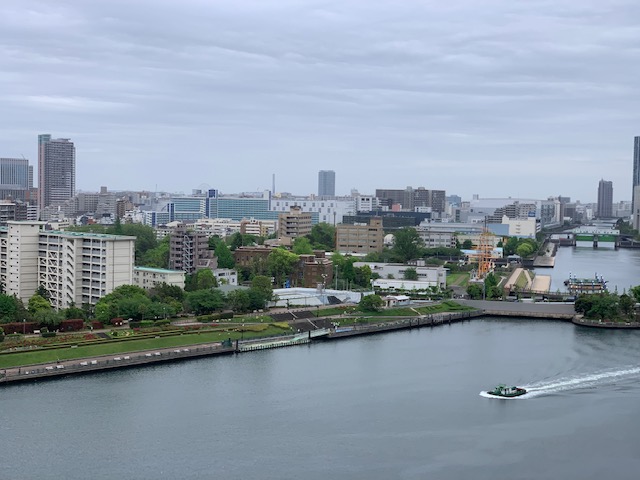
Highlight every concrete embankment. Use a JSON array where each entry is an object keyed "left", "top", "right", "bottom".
[
  {"left": 0, "top": 343, "right": 236, "bottom": 385},
  {"left": 327, "top": 311, "right": 483, "bottom": 339},
  {"left": 457, "top": 299, "right": 576, "bottom": 320},
  {"left": 1, "top": 302, "right": 581, "bottom": 385}
]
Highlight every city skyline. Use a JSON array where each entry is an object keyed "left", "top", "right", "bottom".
[{"left": 1, "top": 1, "right": 640, "bottom": 201}]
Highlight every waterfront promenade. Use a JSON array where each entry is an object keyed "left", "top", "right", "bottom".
[
  {"left": 458, "top": 299, "right": 576, "bottom": 319},
  {"left": 0, "top": 301, "right": 582, "bottom": 385}
]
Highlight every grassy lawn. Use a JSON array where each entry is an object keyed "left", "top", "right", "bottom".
[
  {"left": 447, "top": 273, "right": 470, "bottom": 287},
  {"left": 413, "top": 301, "right": 476, "bottom": 314},
  {"left": 0, "top": 326, "right": 291, "bottom": 369},
  {"left": 515, "top": 271, "right": 529, "bottom": 289}
]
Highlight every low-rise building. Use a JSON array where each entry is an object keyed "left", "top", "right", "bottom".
[
  {"left": 213, "top": 268, "right": 238, "bottom": 286},
  {"left": 355, "top": 261, "right": 447, "bottom": 290},
  {"left": 133, "top": 266, "right": 186, "bottom": 290}
]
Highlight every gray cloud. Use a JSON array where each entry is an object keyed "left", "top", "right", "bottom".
[{"left": 1, "top": 0, "right": 639, "bottom": 201}]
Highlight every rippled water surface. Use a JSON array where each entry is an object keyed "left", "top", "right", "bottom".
[{"left": 2, "top": 318, "right": 640, "bottom": 480}]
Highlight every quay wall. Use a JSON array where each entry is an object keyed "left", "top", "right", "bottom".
[{"left": 1, "top": 302, "right": 584, "bottom": 385}]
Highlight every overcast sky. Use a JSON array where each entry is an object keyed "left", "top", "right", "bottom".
[{"left": 1, "top": 0, "right": 639, "bottom": 202}]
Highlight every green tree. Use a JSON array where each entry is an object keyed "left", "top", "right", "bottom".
[
  {"left": 141, "top": 235, "right": 170, "bottom": 268},
  {"left": 227, "top": 233, "right": 256, "bottom": 251},
  {"left": 251, "top": 276, "right": 274, "bottom": 304},
  {"left": 461, "top": 239, "right": 473, "bottom": 250},
  {"left": 28, "top": 294, "right": 51, "bottom": 314},
  {"left": 619, "top": 294, "right": 635, "bottom": 319},
  {"left": 184, "top": 289, "right": 225, "bottom": 315},
  {"left": 36, "top": 285, "right": 51, "bottom": 301},
  {"left": 516, "top": 242, "right": 534, "bottom": 258},
  {"left": 247, "top": 288, "right": 269, "bottom": 310},
  {"left": 94, "top": 285, "right": 149, "bottom": 321},
  {"left": 34, "top": 309, "right": 63, "bottom": 329},
  {"left": 403, "top": 267, "right": 418, "bottom": 281},
  {"left": 63, "top": 304, "right": 86, "bottom": 320},
  {"left": 117, "top": 295, "right": 153, "bottom": 321},
  {"left": 195, "top": 269, "right": 217, "bottom": 290},
  {"left": 215, "top": 241, "right": 235, "bottom": 269},
  {"left": 0, "top": 294, "right": 18, "bottom": 322},
  {"left": 267, "top": 248, "right": 299, "bottom": 287},
  {"left": 341, "top": 260, "right": 356, "bottom": 286},
  {"left": 359, "top": 294, "right": 383, "bottom": 312},
  {"left": 503, "top": 237, "right": 520, "bottom": 256},
  {"left": 306, "top": 223, "right": 336, "bottom": 250},
  {"left": 120, "top": 224, "right": 158, "bottom": 262},
  {"left": 208, "top": 235, "right": 224, "bottom": 250},
  {"left": 148, "top": 283, "right": 185, "bottom": 303},
  {"left": 353, "top": 265, "right": 372, "bottom": 288},
  {"left": 590, "top": 293, "right": 619, "bottom": 321},
  {"left": 392, "top": 228, "right": 423, "bottom": 263},
  {"left": 113, "top": 216, "right": 124, "bottom": 235},
  {"left": 292, "top": 237, "right": 314, "bottom": 254},
  {"left": 226, "top": 289, "right": 251, "bottom": 312},
  {"left": 466, "top": 283, "right": 483, "bottom": 299},
  {"left": 630, "top": 285, "right": 640, "bottom": 304}
]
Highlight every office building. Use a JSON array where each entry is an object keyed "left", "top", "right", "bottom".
[
  {"left": 318, "top": 170, "right": 336, "bottom": 197},
  {"left": 375, "top": 187, "right": 446, "bottom": 214},
  {"left": 1, "top": 221, "right": 135, "bottom": 309},
  {"left": 596, "top": 179, "right": 613, "bottom": 219},
  {"left": 0, "top": 158, "right": 31, "bottom": 201},
  {"left": 271, "top": 194, "right": 348, "bottom": 224},
  {"left": 336, "top": 217, "right": 384, "bottom": 254},
  {"left": 38, "top": 134, "right": 76, "bottom": 208}
]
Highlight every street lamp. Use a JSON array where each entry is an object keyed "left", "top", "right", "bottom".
[{"left": 23, "top": 319, "right": 26, "bottom": 335}]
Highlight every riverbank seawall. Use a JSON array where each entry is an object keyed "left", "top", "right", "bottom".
[{"left": 1, "top": 302, "right": 581, "bottom": 385}]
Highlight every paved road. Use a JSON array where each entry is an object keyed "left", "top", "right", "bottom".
[{"left": 458, "top": 299, "right": 576, "bottom": 315}]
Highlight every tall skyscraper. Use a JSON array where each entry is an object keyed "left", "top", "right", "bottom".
[
  {"left": 633, "top": 136, "right": 640, "bottom": 214},
  {"left": 318, "top": 170, "right": 336, "bottom": 197},
  {"left": 38, "top": 134, "right": 75, "bottom": 208},
  {"left": 597, "top": 179, "right": 613, "bottom": 218},
  {"left": 0, "top": 158, "right": 31, "bottom": 201}
]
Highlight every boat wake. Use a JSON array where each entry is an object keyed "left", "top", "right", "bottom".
[{"left": 480, "top": 366, "right": 640, "bottom": 399}]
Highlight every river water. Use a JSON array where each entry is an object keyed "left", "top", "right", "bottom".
[
  {"left": 2, "top": 317, "right": 640, "bottom": 480},
  {"left": 536, "top": 245, "right": 640, "bottom": 293}
]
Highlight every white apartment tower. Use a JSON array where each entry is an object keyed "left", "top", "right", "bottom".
[
  {"left": 38, "top": 134, "right": 76, "bottom": 208},
  {"left": 1, "top": 221, "right": 135, "bottom": 309}
]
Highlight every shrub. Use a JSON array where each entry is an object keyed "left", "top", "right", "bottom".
[
  {"left": 155, "top": 319, "right": 171, "bottom": 326},
  {"left": 42, "top": 331, "right": 57, "bottom": 338},
  {"left": 110, "top": 318, "right": 124, "bottom": 326},
  {"left": 271, "top": 322, "right": 290, "bottom": 329},
  {"left": 238, "top": 324, "right": 268, "bottom": 332},
  {"left": 59, "top": 319, "right": 84, "bottom": 332},
  {"left": 91, "top": 321, "right": 104, "bottom": 330},
  {"left": 2, "top": 322, "right": 37, "bottom": 334}
]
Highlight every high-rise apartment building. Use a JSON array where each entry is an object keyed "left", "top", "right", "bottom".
[
  {"left": 597, "top": 179, "right": 613, "bottom": 218},
  {"left": 318, "top": 170, "right": 336, "bottom": 197},
  {"left": 168, "top": 224, "right": 215, "bottom": 274},
  {"left": 633, "top": 136, "right": 640, "bottom": 220},
  {"left": 38, "top": 134, "right": 76, "bottom": 208},
  {"left": 0, "top": 221, "right": 135, "bottom": 309},
  {"left": 0, "top": 158, "right": 31, "bottom": 201}
]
